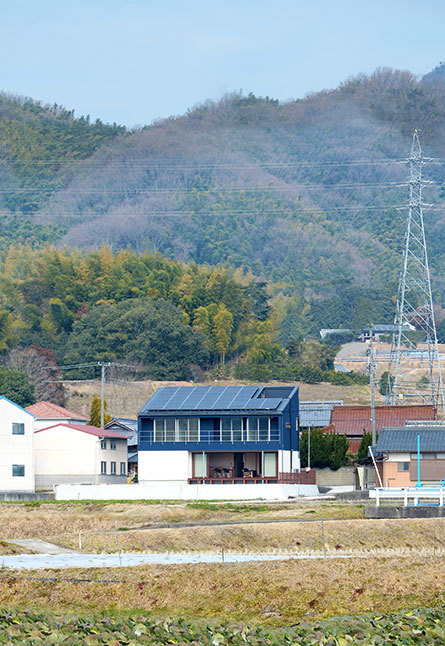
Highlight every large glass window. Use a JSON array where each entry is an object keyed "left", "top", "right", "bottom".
[
  {"left": 154, "top": 419, "right": 164, "bottom": 442},
  {"left": 110, "top": 461, "right": 116, "bottom": 475},
  {"left": 153, "top": 418, "right": 200, "bottom": 442},
  {"left": 165, "top": 418, "right": 175, "bottom": 442},
  {"left": 100, "top": 461, "right": 107, "bottom": 475},
  {"left": 247, "top": 417, "right": 258, "bottom": 441},
  {"left": 259, "top": 417, "right": 269, "bottom": 441},
  {"left": 193, "top": 453, "right": 207, "bottom": 477},
  {"left": 222, "top": 418, "right": 231, "bottom": 442},
  {"left": 120, "top": 462, "right": 126, "bottom": 475},
  {"left": 263, "top": 452, "right": 277, "bottom": 477}
]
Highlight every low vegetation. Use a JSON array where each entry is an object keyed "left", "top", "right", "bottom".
[{"left": 0, "top": 605, "right": 444, "bottom": 644}]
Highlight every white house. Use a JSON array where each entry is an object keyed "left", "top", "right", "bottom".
[
  {"left": 26, "top": 401, "right": 88, "bottom": 430},
  {"left": 34, "top": 423, "right": 128, "bottom": 489},
  {"left": 0, "top": 396, "right": 35, "bottom": 493}
]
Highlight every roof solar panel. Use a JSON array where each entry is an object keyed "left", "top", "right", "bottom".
[{"left": 140, "top": 384, "right": 293, "bottom": 414}]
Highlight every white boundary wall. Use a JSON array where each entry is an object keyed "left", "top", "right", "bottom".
[{"left": 55, "top": 482, "right": 319, "bottom": 501}]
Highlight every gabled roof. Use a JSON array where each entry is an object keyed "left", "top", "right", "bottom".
[
  {"left": 139, "top": 385, "right": 298, "bottom": 415},
  {"left": 105, "top": 417, "right": 137, "bottom": 432},
  {"left": 105, "top": 418, "right": 138, "bottom": 445},
  {"left": 26, "top": 401, "right": 88, "bottom": 421},
  {"left": 35, "top": 423, "right": 127, "bottom": 438},
  {"left": 376, "top": 428, "right": 445, "bottom": 452},
  {"left": 0, "top": 396, "right": 35, "bottom": 418},
  {"left": 326, "top": 405, "right": 437, "bottom": 437}
]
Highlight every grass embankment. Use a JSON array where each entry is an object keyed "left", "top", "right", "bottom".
[
  {"left": 0, "top": 500, "right": 363, "bottom": 543},
  {"left": 54, "top": 516, "right": 445, "bottom": 556},
  {"left": 0, "top": 557, "right": 444, "bottom": 626},
  {"left": 0, "top": 605, "right": 444, "bottom": 645}
]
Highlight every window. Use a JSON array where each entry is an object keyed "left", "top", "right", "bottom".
[
  {"left": 263, "top": 452, "right": 277, "bottom": 477},
  {"left": 100, "top": 438, "right": 107, "bottom": 449},
  {"left": 12, "top": 465, "right": 24, "bottom": 477},
  {"left": 101, "top": 461, "right": 107, "bottom": 475},
  {"left": 153, "top": 418, "right": 200, "bottom": 442},
  {"left": 110, "top": 461, "right": 116, "bottom": 475},
  {"left": 110, "top": 439, "right": 116, "bottom": 450},
  {"left": 165, "top": 418, "right": 175, "bottom": 442},
  {"left": 12, "top": 423, "right": 24, "bottom": 435},
  {"left": 120, "top": 462, "right": 126, "bottom": 475},
  {"left": 193, "top": 453, "right": 207, "bottom": 477},
  {"left": 398, "top": 462, "right": 410, "bottom": 472},
  {"left": 220, "top": 418, "right": 243, "bottom": 442},
  {"left": 259, "top": 417, "right": 269, "bottom": 441},
  {"left": 247, "top": 417, "right": 258, "bottom": 442}
]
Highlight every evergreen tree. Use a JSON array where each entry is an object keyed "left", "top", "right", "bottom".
[{"left": 88, "top": 395, "right": 111, "bottom": 427}]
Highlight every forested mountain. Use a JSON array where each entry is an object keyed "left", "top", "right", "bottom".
[{"left": 2, "top": 66, "right": 445, "bottom": 334}]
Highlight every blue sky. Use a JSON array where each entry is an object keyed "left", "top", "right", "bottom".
[{"left": 1, "top": 0, "right": 444, "bottom": 127}]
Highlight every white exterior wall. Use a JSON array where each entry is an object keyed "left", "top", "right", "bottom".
[
  {"left": 0, "top": 399, "right": 34, "bottom": 492},
  {"left": 33, "top": 417, "right": 87, "bottom": 431},
  {"left": 138, "top": 450, "right": 189, "bottom": 484},
  {"left": 55, "top": 482, "right": 320, "bottom": 501},
  {"left": 35, "top": 425, "right": 127, "bottom": 487}
]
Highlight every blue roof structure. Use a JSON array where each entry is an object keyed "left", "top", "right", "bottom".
[
  {"left": 375, "top": 428, "right": 445, "bottom": 452},
  {"left": 139, "top": 385, "right": 297, "bottom": 415}
]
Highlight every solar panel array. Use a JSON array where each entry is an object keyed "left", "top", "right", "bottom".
[{"left": 140, "top": 385, "right": 294, "bottom": 413}]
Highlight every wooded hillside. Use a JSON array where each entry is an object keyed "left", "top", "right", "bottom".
[{"left": 2, "top": 65, "right": 445, "bottom": 326}]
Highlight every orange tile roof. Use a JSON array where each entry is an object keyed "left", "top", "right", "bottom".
[
  {"left": 326, "top": 405, "right": 437, "bottom": 437},
  {"left": 35, "top": 423, "right": 127, "bottom": 438},
  {"left": 26, "top": 401, "right": 88, "bottom": 421}
]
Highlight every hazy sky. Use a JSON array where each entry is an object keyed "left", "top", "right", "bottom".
[{"left": 1, "top": 0, "right": 444, "bottom": 127}]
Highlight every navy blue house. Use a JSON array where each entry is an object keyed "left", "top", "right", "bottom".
[{"left": 138, "top": 385, "right": 301, "bottom": 484}]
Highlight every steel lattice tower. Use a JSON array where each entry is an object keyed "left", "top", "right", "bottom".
[{"left": 385, "top": 131, "right": 445, "bottom": 412}]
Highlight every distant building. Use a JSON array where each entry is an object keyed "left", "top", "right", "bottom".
[
  {"left": 299, "top": 400, "right": 343, "bottom": 428},
  {"left": 324, "top": 404, "right": 437, "bottom": 452},
  {"left": 26, "top": 401, "right": 88, "bottom": 431},
  {"left": 374, "top": 427, "right": 445, "bottom": 487},
  {"left": 34, "top": 423, "right": 128, "bottom": 489},
  {"left": 360, "top": 324, "right": 415, "bottom": 342},
  {"left": 0, "top": 397, "right": 35, "bottom": 493},
  {"left": 138, "top": 385, "right": 306, "bottom": 485},
  {"left": 105, "top": 417, "right": 138, "bottom": 476}
]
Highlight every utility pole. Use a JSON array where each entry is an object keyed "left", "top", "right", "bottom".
[
  {"left": 99, "top": 362, "right": 111, "bottom": 428},
  {"left": 368, "top": 330, "right": 377, "bottom": 445},
  {"left": 307, "top": 424, "right": 311, "bottom": 470},
  {"left": 386, "top": 131, "right": 445, "bottom": 412}
]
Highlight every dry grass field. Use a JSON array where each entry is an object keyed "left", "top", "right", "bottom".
[
  {"left": 0, "top": 501, "right": 363, "bottom": 542},
  {"left": 55, "top": 516, "right": 445, "bottom": 556},
  {"left": 1, "top": 556, "right": 444, "bottom": 626}
]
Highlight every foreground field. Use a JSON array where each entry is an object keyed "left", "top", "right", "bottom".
[
  {"left": 1, "top": 556, "right": 444, "bottom": 625},
  {"left": 0, "top": 605, "right": 444, "bottom": 645}
]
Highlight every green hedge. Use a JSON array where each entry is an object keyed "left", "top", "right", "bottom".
[{"left": 0, "top": 606, "right": 444, "bottom": 644}]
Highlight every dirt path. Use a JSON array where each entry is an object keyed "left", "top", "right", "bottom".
[{"left": 6, "top": 539, "right": 79, "bottom": 555}]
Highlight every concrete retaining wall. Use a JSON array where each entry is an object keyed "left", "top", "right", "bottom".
[
  {"left": 0, "top": 492, "right": 54, "bottom": 501},
  {"left": 54, "top": 482, "right": 319, "bottom": 501},
  {"left": 315, "top": 466, "right": 356, "bottom": 487}
]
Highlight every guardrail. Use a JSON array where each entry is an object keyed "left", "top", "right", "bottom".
[{"left": 370, "top": 487, "right": 445, "bottom": 507}]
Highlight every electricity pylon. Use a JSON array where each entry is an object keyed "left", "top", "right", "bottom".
[{"left": 385, "top": 131, "right": 445, "bottom": 412}]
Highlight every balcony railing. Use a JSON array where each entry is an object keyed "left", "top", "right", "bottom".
[{"left": 140, "top": 429, "right": 281, "bottom": 444}]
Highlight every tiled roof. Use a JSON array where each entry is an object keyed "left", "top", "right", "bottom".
[
  {"left": 140, "top": 385, "right": 298, "bottom": 414},
  {"left": 327, "top": 405, "right": 437, "bottom": 437},
  {"left": 26, "top": 401, "right": 88, "bottom": 421},
  {"left": 376, "top": 428, "right": 445, "bottom": 452},
  {"left": 35, "top": 423, "right": 127, "bottom": 438}
]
